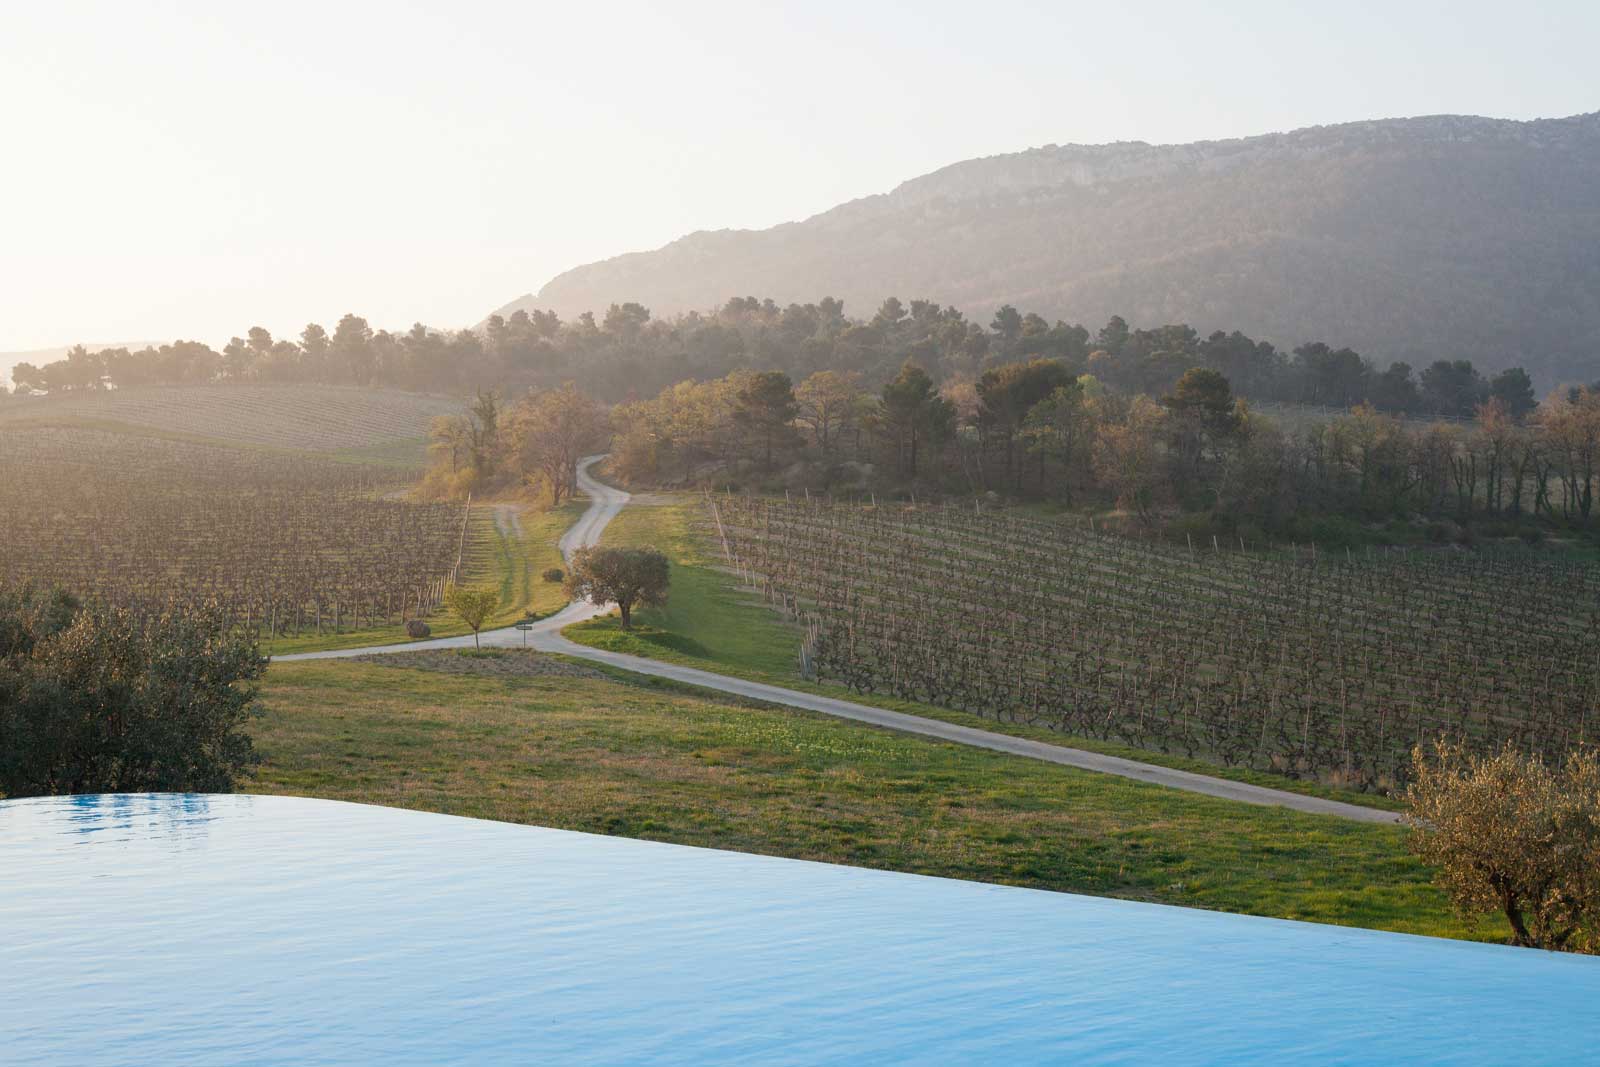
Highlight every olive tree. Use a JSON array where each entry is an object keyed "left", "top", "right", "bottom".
[
  {"left": 563, "top": 546, "right": 669, "bottom": 630},
  {"left": 1405, "top": 740, "right": 1600, "bottom": 952},
  {"left": 0, "top": 587, "right": 266, "bottom": 798}
]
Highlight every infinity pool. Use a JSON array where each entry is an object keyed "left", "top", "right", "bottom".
[{"left": 2, "top": 794, "right": 1596, "bottom": 1064}]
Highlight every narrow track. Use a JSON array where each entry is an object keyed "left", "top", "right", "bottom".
[{"left": 278, "top": 457, "right": 1401, "bottom": 825}]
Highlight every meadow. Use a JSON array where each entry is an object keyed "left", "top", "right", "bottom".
[{"left": 252, "top": 654, "right": 1490, "bottom": 941}]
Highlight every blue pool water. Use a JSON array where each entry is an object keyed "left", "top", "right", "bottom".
[{"left": 2, "top": 794, "right": 1597, "bottom": 1064}]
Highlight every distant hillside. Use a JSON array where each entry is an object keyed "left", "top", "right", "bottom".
[
  {"left": 0, "top": 384, "right": 460, "bottom": 457},
  {"left": 495, "top": 113, "right": 1600, "bottom": 386}
]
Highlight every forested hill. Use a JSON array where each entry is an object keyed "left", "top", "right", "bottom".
[{"left": 496, "top": 112, "right": 1600, "bottom": 386}]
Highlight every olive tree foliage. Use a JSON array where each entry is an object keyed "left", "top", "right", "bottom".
[
  {"left": 445, "top": 584, "right": 500, "bottom": 648},
  {"left": 1405, "top": 740, "right": 1600, "bottom": 952},
  {"left": 563, "top": 546, "right": 669, "bottom": 630},
  {"left": 0, "top": 587, "right": 267, "bottom": 799}
]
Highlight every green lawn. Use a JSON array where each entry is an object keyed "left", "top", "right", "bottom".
[
  {"left": 563, "top": 494, "right": 1403, "bottom": 812},
  {"left": 264, "top": 499, "right": 580, "bottom": 655},
  {"left": 251, "top": 655, "right": 1492, "bottom": 942}
]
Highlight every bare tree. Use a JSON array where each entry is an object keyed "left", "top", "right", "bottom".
[
  {"left": 504, "top": 383, "right": 608, "bottom": 506},
  {"left": 795, "top": 370, "right": 863, "bottom": 456}
]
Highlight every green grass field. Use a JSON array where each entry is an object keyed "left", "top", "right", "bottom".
[
  {"left": 562, "top": 493, "right": 1402, "bottom": 812},
  {"left": 252, "top": 655, "right": 1491, "bottom": 941}
]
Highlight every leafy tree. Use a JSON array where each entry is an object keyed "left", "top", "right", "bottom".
[
  {"left": 602, "top": 302, "right": 651, "bottom": 340},
  {"left": 222, "top": 336, "right": 252, "bottom": 380},
  {"left": 445, "top": 584, "right": 500, "bottom": 648},
  {"left": 1294, "top": 342, "right": 1369, "bottom": 407},
  {"left": 990, "top": 305, "right": 1023, "bottom": 352},
  {"left": 563, "top": 546, "right": 669, "bottom": 630},
  {"left": 1020, "top": 381, "right": 1089, "bottom": 502},
  {"left": 246, "top": 326, "right": 274, "bottom": 357},
  {"left": 733, "top": 370, "right": 800, "bottom": 470},
  {"left": 10, "top": 361, "right": 43, "bottom": 393},
  {"left": 0, "top": 587, "right": 266, "bottom": 798},
  {"left": 300, "top": 323, "right": 330, "bottom": 379},
  {"left": 332, "top": 313, "right": 375, "bottom": 384},
  {"left": 1367, "top": 361, "right": 1421, "bottom": 413},
  {"left": 1163, "top": 368, "right": 1242, "bottom": 483},
  {"left": 877, "top": 361, "right": 953, "bottom": 478},
  {"left": 1420, "top": 359, "right": 1487, "bottom": 417},
  {"left": 977, "top": 358, "right": 1074, "bottom": 488},
  {"left": 1164, "top": 367, "right": 1240, "bottom": 437},
  {"left": 1489, "top": 367, "right": 1538, "bottom": 420},
  {"left": 1406, "top": 739, "right": 1600, "bottom": 952},
  {"left": 872, "top": 297, "right": 907, "bottom": 330},
  {"left": 1095, "top": 315, "right": 1130, "bottom": 357}
]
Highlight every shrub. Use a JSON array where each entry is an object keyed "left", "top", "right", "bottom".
[
  {"left": 1405, "top": 740, "right": 1600, "bottom": 952},
  {"left": 541, "top": 567, "right": 565, "bottom": 583},
  {"left": 405, "top": 619, "right": 431, "bottom": 638},
  {"left": 0, "top": 587, "right": 266, "bottom": 798}
]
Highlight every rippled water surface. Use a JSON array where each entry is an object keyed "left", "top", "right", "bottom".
[{"left": 3, "top": 793, "right": 1598, "bottom": 1064}]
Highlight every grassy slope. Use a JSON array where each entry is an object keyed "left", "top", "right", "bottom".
[
  {"left": 253, "top": 657, "right": 1491, "bottom": 941},
  {"left": 563, "top": 494, "right": 1404, "bottom": 812},
  {"left": 264, "top": 500, "right": 581, "bottom": 655}
]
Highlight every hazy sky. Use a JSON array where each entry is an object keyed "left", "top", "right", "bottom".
[{"left": 2, "top": 0, "right": 1595, "bottom": 356}]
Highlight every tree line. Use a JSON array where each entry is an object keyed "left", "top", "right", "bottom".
[
  {"left": 600, "top": 360, "right": 1600, "bottom": 538},
  {"left": 7, "top": 296, "right": 1582, "bottom": 421}
]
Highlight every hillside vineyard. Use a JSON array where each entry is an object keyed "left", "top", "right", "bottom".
[
  {"left": 0, "top": 385, "right": 459, "bottom": 452},
  {"left": 711, "top": 495, "right": 1600, "bottom": 791},
  {"left": 1, "top": 428, "right": 465, "bottom": 634}
]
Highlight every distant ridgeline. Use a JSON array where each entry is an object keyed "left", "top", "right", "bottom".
[
  {"left": 507, "top": 112, "right": 1600, "bottom": 389},
  {"left": 3, "top": 297, "right": 1585, "bottom": 421}
]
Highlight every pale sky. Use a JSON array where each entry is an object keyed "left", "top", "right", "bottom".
[{"left": 2, "top": 0, "right": 1595, "bottom": 357}]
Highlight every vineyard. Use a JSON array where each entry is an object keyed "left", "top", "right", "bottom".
[
  {"left": 0, "top": 385, "right": 459, "bottom": 453},
  {"left": 0, "top": 427, "right": 466, "bottom": 635},
  {"left": 710, "top": 496, "right": 1600, "bottom": 791}
]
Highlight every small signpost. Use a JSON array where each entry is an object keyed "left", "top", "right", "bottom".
[{"left": 514, "top": 620, "right": 535, "bottom": 646}]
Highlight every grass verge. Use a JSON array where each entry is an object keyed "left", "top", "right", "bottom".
[
  {"left": 251, "top": 656, "right": 1491, "bottom": 941},
  {"left": 563, "top": 493, "right": 1403, "bottom": 812}
]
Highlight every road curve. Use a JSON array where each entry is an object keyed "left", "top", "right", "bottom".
[{"left": 278, "top": 456, "right": 1400, "bottom": 825}]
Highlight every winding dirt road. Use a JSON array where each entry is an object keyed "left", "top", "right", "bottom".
[{"left": 279, "top": 457, "right": 1400, "bottom": 825}]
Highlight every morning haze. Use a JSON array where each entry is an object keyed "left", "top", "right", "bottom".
[
  {"left": 4, "top": 4, "right": 1600, "bottom": 1062},
  {"left": 3, "top": 0, "right": 1595, "bottom": 354}
]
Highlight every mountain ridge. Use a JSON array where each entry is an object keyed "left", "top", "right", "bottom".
[{"left": 495, "top": 112, "right": 1600, "bottom": 385}]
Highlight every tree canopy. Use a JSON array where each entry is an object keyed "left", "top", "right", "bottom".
[
  {"left": 563, "top": 546, "right": 669, "bottom": 630},
  {"left": 0, "top": 587, "right": 265, "bottom": 798}
]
